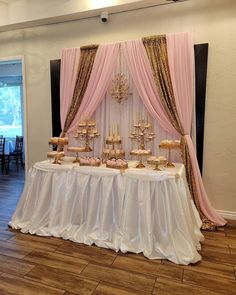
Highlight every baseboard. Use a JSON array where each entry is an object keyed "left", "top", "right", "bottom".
[{"left": 216, "top": 210, "right": 236, "bottom": 221}]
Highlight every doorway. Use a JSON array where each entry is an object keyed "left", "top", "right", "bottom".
[{"left": 0, "top": 58, "right": 26, "bottom": 175}]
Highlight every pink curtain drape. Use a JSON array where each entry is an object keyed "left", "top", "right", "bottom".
[
  {"left": 66, "top": 43, "right": 120, "bottom": 134},
  {"left": 121, "top": 40, "right": 179, "bottom": 137},
  {"left": 60, "top": 48, "right": 81, "bottom": 130},
  {"left": 166, "top": 32, "right": 226, "bottom": 226},
  {"left": 59, "top": 34, "right": 225, "bottom": 227},
  {"left": 122, "top": 35, "right": 225, "bottom": 226}
]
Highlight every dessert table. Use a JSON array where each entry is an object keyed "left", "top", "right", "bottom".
[{"left": 9, "top": 159, "right": 204, "bottom": 265}]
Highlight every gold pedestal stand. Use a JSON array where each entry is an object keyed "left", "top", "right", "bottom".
[
  {"left": 47, "top": 151, "right": 65, "bottom": 164},
  {"left": 67, "top": 147, "right": 87, "bottom": 163},
  {"left": 130, "top": 151, "right": 152, "bottom": 168},
  {"left": 166, "top": 147, "right": 175, "bottom": 168},
  {"left": 147, "top": 157, "right": 167, "bottom": 171},
  {"left": 137, "top": 157, "right": 145, "bottom": 168},
  {"left": 159, "top": 140, "right": 181, "bottom": 168}
]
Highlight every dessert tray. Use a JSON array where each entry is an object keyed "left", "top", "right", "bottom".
[
  {"left": 106, "top": 158, "right": 128, "bottom": 170},
  {"left": 79, "top": 157, "right": 101, "bottom": 167}
]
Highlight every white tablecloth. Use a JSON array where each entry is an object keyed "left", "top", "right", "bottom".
[{"left": 9, "top": 160, "right": 204, "bottom": 265}]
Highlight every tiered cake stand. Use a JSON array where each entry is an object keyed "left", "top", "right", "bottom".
[
  {"left": 48, "top": 137, "right": 68, "bottom": 164},
  {"left": 102, "top": 136, "right": 125, "bottom": 162}
]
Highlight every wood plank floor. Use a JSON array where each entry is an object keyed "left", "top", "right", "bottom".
[{"left": 0, "top": 169, "right": 235, "bottom": 294}]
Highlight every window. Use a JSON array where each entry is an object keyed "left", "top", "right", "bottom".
[{"left": 0, "top": 85, "right": 22, "bottom": 138}]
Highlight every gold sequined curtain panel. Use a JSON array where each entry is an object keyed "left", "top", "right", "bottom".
[
  {"left": 142, "top": 36, "right": 184, "bottom": 135},
  {"left": 180, "top": 136, "right": 214, "bottom": 230},
  {"left": 61, "top": 44, "right": 99, "bottom": 136},
  {"left": 142, "top": 35, "right": 215, "bottom": 230}
]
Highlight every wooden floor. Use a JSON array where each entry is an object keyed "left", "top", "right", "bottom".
[{"left": 0, "top": 169, "right": 235, "bottom": 295}]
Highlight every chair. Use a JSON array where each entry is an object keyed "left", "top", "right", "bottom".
[
  {"left": 0, "top": 137, "right": 8, "bottom": 174},
  {"left": 8, "top": 136, "right": 24, "bottom": 172}
]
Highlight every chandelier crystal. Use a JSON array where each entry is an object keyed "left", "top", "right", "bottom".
[{"left": 110, "top": 73, "right": 129, "bottom": 104}]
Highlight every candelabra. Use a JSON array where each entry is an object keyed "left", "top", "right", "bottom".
[
  {"left": 129, "top": 119, "right": 155, "bottom": 168},
  {"left": 68, "top": 119, "right": 100, "bottom": 163}
]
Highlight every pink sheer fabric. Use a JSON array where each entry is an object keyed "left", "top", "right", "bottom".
[
  {"left": 121, "top": 40, "right": 179, "bottom": 137},
  {"left": 60, "top": 48, "right": 81, "bottom": 129},
  {"left": 166, "top": 32, "right": 226, "bottom": 226},
  {"left": 60, "top": 34, "right": 225, "bottom": 226},
  {"left": 66, "top": 43, "right": 120, "bottom": 134}
]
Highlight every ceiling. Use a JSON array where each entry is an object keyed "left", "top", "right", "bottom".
[{"left": 0, "top": 0, "right": 188, "bottom": 32}]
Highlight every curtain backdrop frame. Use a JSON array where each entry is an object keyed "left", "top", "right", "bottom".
[{"left": 50, "top": 44, "right": 208, "bottom": 172}]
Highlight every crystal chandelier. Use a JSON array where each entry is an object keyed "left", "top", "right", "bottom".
[
  {"left": 110, "top": 46, "right": 130, "bottom": 104},
  {"left": 110, "top": 73, "right": 129, "bottom": 104}
]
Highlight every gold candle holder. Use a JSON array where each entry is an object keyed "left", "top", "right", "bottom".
[
  {"left": 72, "top": 119, "right": 100, "bottom": 159},
  {"left": 129, "top": 119, "right": 154, "bottom": 168}
]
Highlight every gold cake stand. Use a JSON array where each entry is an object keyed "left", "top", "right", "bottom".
[
  {"left": 67, "top": 147, "right": 87, "bottom": 163},
  {"left": 130, "top": 150, "right": 152, "bottom": 168},
  {"left": 159, "top": 141, "right": 181, "bottom": 168},
  {"left": 147, "top": 157, "right": 167, "bottom": 171},
  {"left": 47, "top": 151, "right": 65, "bottom": 164}
]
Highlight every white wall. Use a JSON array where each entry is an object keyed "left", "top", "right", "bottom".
[{"left": 0, "top": 0, "right": 235, "bottom": 212}]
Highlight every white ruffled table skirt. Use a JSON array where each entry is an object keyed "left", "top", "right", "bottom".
[{"left": 9, "top": 160, "right": 204, "bottom": 265}]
